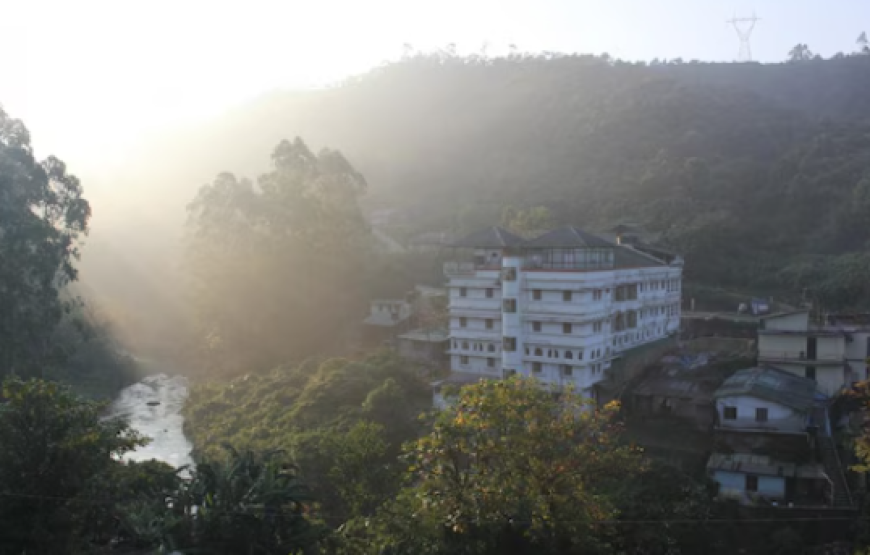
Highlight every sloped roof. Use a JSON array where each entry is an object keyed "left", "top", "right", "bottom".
[
  {"left": 523, "top": 226, "right": 615, "bottom": 249},
  {"left": 450, "top": 226, "right": 525, "bottom": 248},
  {"left": 714, "top": 367, "right": 818, "bottom": 411},
  {"left": 614, "top": 245, "right": 667, "bottom": 267}
]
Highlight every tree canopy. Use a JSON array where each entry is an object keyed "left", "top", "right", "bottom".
[{"left": 0, "top": 107, "right": 91, "bottom": 377}]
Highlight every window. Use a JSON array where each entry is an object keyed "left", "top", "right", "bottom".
[
  {"left": 531, "top": 321, "right": 541, "bottom": 332},
  {"left": 627, "top": 311, "right": 637, "bottom": 329},
  {"left": 563, "top": 323, "right": 572, "bottom": 334},
  {"left": 806, "top": 366, "right": 817, "bottom": 381},
  {"left": 503, "top": 336, "right": 517, "bottom": 352},
  {"left": 593, "top": 321, "right": 602, "bottom": 332},
  {"left": 452, "top": 341, "right": 457, "bottom": 349},
  {"left": 723, "top": 407, "right": 737, "bottom": 420},
  {"left": 532, "top": 362, "right": 542, "bottom": 373},
  {"left": 578, "top": 351, "right": 584, "bottom": 360},
  {"left": 745, "top": 475, "right": 758, "bottom": 492},
  {"left": 460, "top": 317, "right": 467, "bottom": 328},
  {"left": 460, "top": 287, "right": 467, "bottom": 297},
  {"left": 488, "top": 344, "right": 496, "bottom": 353},
  {"left": 756, "top": 408, "right": 768, "bottom": 423},
  {"left": 562, "top": 365, "right": 573, "bottom": 377},
  {"left": 565, "top": 351, "right": 573, "bottom": 360},
  {"left": 534, "top": 348, "right": 543, "bottom": 356},
  {"left": 460, "top": 356, "right": 469, "bottom": 365},
  {"left": 462, "top": 341, "right": 469, "bottom": 350},
  {"left": 487, "top": 358, "right": 495, "bottom": 368},
  {"left": 503, "top": 298, "right": 517, "bottom": 313},
  {"left": 486, "top": 319, "right": 494, "bottom": 330},
  {"left": 563, "top": 291, "right": 572, "bottom": 302},
  {"left": 533, "top": 289, "right": 542, "bottom": 300},
  {"left": 502, "top": 267, "right": 517, "bottom": 281},
  {"left": 486, "top": 288, "right": 494, "bottom": 298},
  {"left": 504, "top": 369, "right": 517, "bottom": 378},
  {"left": 593, "top": 290, "right": 602, "bottom": 301}
]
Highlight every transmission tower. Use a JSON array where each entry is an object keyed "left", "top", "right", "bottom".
[{"left": 727, "top": 13, "right": 760, "bottom": 62}]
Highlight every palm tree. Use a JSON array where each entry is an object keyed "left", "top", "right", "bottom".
[{"left": 170, "top": 446, "right": 327, "bottom": 554}]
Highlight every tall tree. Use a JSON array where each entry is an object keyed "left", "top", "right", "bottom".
[
  {"left": 0, "top": 107, "right": 91, "bottom": 377},
  {"left": 859, "top": 32, "right": 870, "bottom": 54},
  {"left": 367, "top": 377, "right": 644, "bottom": 555},
  {"left": 185, "top": 138, "right": 371, "bottom": 373}
]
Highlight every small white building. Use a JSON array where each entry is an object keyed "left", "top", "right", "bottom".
[
  {"left": 714, "top": 367, "right": 820, "bottom": 433},
  {"left": 707, "top": 452, "right": 831, "bottom": 506},
  {"left": 444, "top": 225, "right": 683, "bottom": 399},
  {"left": 758, "top": 311, "right": 869, "bottom": 396}
]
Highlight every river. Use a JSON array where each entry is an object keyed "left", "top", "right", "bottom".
[{"left": 106, "top": 373, "right": 195, "bottom": 470}]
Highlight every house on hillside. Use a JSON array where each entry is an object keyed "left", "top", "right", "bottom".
[
  {"left": 396, "top": 328, "right": 449, "bottom": 366},
  {"left": 758, "top": 310, "right": 868, "bottom": 396},
  {"left": 707, "top": 366, "right": 853, "bottom": 508},
  {"left": 362, "top": 299, "right": 413, "bottom": 345},
  {"left": 714, "top": 366, "right": 823, "bottom": 433},
  {"left": 707, "top": 452, "right": 832, "bottom": 507}
]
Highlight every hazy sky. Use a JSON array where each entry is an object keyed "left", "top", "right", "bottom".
[{"left": 1, "top": 0, "right": 868, "bottom": 165}]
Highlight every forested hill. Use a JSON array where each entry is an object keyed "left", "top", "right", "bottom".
[{"left": 89, "top": 52, "right": 870, "bottom": 320}]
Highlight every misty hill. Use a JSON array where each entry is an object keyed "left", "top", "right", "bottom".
[{"left": 82, "top": 53, "right": 870, "bottom": 347}]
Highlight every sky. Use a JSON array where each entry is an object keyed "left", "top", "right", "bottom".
[{"left": 1, "top": 0, "right": 868, "bottom": 167}]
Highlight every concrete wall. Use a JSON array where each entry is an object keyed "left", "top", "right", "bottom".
[
  {"left": 763, "top": 312, "right": 809, "bottom": 331},
  {"left": 771, "top": 363, "right": 845, "bottom": 397},
  {"left": 716, "top": 395, "right": 805, "bottom": 432}
]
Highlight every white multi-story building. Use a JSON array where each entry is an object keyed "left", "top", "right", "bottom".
[{"left": 444, "top": 226, "right": 684, "bottom": 399}]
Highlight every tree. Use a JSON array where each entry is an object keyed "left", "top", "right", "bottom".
[
  {"left": 169, "top": 446, "right": 329, "bottom": 555},
  {"left": 0, "top": 377, "right": 146, "bottom": 553},
  {"left": 0, "top": 107, "right": 91, "bottom": 377},
  {"left": 368, "top": 377, "right": 644, "bottom": 555},
  {"left": 788, "top": 43, "right": 814, "bottom": 62},
  {"left": 858, "top": 32, "right": 869, "bottom": 54},
  {"left": 185, "top": 138, "right": 371, "bottom": 373}
]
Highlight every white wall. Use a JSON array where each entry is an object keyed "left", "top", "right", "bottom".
[
  {"left": 763, "top": 312, "right": 810, "bottom": 331},
  {"left": 716, "top": 396, "right": 806, "bottom": 432}
]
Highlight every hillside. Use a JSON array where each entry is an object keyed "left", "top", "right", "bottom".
[{"left": 81, "top": 52, "right": 870, "bottom": 343}]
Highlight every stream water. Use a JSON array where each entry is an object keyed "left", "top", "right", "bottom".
[{"left": 106, "top": 373, "right": 195, "bottom": 470}]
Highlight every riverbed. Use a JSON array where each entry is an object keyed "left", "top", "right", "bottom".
[{"left": 106, "top": 373, "right": 194, "bottom": 470}]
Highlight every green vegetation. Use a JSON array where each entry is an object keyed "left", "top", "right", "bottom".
[
  {"left": 145, "top": 51, "right": 870, "bottom": 310},
  {"left": 183, "top": 351, "right": 431, "bottom": 525}
]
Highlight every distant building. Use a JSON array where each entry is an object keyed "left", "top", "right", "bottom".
[
  {"left": 708, "top": 366, "right": 853, "bottom": 508},
  {"left": 714, "top": 366, "right": 821, "bottom": 433},
  {"left": 758, "top": 311, "right": 870, "bottom": 396},
  {"left": 362, "top": 299, "right": 413, "bottom": 344},
  {"left": 443, "top": 225, "right": 683, "bottom": 399},
  {"left": 707, "top": 452, "right": 831, "bottom": 506},
  {"left": 396, "top": 328, "right": 449, "bottom": 365}
]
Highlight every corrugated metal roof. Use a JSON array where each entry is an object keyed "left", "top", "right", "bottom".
[
  {"left": 707, "top": 452, "right": 828, "bottom": 480},
  {"left": 714, "top": 366, "right": 817, "bottom": 411},
  {"left": 450, "top": 226, "right": 525, "bottom": 248}
]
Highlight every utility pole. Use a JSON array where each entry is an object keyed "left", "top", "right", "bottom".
[{"left": 727, "top": 13, "right": 760, "bottom": 62}]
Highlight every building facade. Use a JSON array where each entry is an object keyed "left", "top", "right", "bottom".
[
  {"left": 758, "top": 311, "right": 870, "bottom": 397},
  {"left": 445, "top": 226, "right": 683, "bottom": 398}
]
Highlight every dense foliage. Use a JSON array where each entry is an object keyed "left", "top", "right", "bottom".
[
  {"left": 183, "top": 351, "right": 432, "bottom": 525},
  {"left": 184, "top": 137, "right": 375, "bottom": 374},
  {"left": 0, "top": 107, "right": 91, "bottom": 377},
  {"left": 149, "top": 51, "right": 870, "bottom": 310},
  {"left": 0, "top": 378, "right": 147, "bottom": 553}
]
